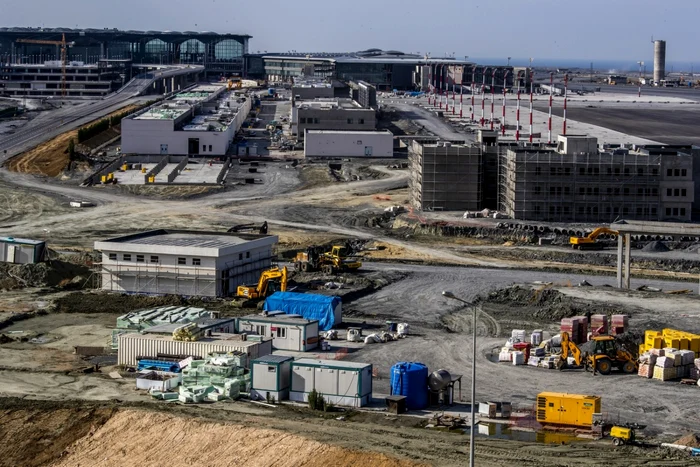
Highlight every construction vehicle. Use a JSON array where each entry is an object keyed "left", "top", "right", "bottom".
[
  {"left": 16, "top": 33, "right": 74, "bottom": 97},
  {"left": 235, "top": 266, "right": 287, "bottom": 300},
  {"left": 569, "top": 227, "right": 619, "bottom": 250},
  {"left": 559, "top": 332, "right": 638, "bottom": 375},
  {"left": 610, "top": 425, "right": 635, "bottom": 446},
  {"left": 294, "top": 245, "right": 362, "bottom": 274},
  {"left": 227, "top": 221, "right": 268, "bottom": 235},
  {"left": 227, "top": 77, "right": 243, "bottom": 90}
]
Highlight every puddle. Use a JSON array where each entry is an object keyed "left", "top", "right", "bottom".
[{"left": 474, "top": 422, "right": 583, "bottom": 444}]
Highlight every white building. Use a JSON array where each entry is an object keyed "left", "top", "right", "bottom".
[
  {"left": 94, "top": 229, "right": 278, "bottom": 297},
  {"left": 304, "top": 130, "right": 393, "bottom": 158},
  {"left": 290, "top": 358, "right": 373, "bottom": 407},
  {"left": 237, "top": 314, "right": 319, "bottom": 351},
  {"left": 121, "top": 84, "right": 251, "bottom": 156},
  {"left": 117, "top": 332, "right": 272, "bottom": 367},
  {"left": 250, "top": 355, "right": 294, "bottom": 402}
]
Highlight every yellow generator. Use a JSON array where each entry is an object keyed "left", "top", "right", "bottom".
[
  {"left": 610, "top": 426, "right": 634, "bottom": 446},
  {"left": 536, "top": 392, "right": 601, "bottom": 429}
]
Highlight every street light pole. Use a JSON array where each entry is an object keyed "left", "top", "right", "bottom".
[
  {"left": 637, "top": 61, "right": 644, "bottom": 98},
  {"left": 442, "top": 290, "right": 477, "bottom": 467}
]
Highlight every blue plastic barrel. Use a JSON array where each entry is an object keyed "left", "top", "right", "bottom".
[{"left": 390, "top": 362, "right": 429, "bottom": 410}]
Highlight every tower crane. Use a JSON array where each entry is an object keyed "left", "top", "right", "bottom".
[{"left": 15, "top": 33, "right": 74, "bottom": 97}]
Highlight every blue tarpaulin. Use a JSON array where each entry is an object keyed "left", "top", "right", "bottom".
[{"left": 263, "top": 292, "right": 341, "bottom": 331}]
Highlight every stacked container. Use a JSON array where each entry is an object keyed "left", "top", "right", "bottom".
[
  {"left": 611, "top": 314, "right": 628, "bottom": 335},
  {"left": 590, "top": 314, "right": 608, "bottom": 336}
]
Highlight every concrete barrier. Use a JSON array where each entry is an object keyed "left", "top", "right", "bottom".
[
  {"left": 144, "top": 156, "right": 169, "bottom": 183},
  {"left": 167, "top": 157, "right": 189, "bottom": 183}
]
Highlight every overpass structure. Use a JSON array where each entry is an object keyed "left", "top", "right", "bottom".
[{"left": 611, "top": 220, "right": 700, "bottom": 289}]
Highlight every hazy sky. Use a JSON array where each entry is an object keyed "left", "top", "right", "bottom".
[{"left": 2, "top": 0, "right": 698, "bottom": 62}]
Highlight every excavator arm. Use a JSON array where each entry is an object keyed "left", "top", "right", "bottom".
[
  {"left": 570, "top": 227, "right": 619, "bottom": 246},
  {"left": 560, "top": 332, "right": 582, "bottom": 366}
]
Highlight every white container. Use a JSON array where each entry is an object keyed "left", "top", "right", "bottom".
[
  {"left": 530, "top": 330, "right": 543, "bottom": 346},
  {"left": 512, "top": 351, "right": 525, "bottom": 365},
  {"left": 511, "top": 329, "right": 526, "bottom": 342}
]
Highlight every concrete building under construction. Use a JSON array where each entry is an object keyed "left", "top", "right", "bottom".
[
  {"left": 498, "top": 135, "right": 696, "bottom": 222},
  {"left": 409, "top": 140, "right": 482, "bottom": 211}
]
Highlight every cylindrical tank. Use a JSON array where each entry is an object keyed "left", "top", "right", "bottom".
[
  {"left": 654, "top": 40, "right": 666, "bottom": 85},
  {"left": 428, "top": 369, "right": 452, "bottom": 392},
  {"left": 390, "top": 362, "right": 428, "bottom": 410}
]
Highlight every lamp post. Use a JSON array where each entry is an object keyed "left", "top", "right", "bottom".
[
  {"left": 442, "top": 290, "right": 477, "bottom": 467},
  {"left": 637, "top": 61, "right": 644, "bottom": 98}
]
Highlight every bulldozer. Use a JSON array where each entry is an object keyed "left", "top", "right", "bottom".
[
  {"left": 232, "top": 266, "right": 287, "bottom": 306},
  {"left": 569, "top": 227, "right": 619, "bottom": 250},
  {"left": 559, "top": 332, "right": 637, "bottom": 375},
  {"left": 294, "top": 245, "right": 362, "bottom": 274}
]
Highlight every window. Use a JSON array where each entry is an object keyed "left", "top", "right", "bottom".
[
  {"left": 667, "top": 188, "right": 672, "bottom": 196},
  {"left": 313, "top": 118, "right": 320, "bottom": 124},
  {"left": 550, "top": 167, "right": 556, "bottom": 176},
  {"left": 108, "top": 253, "right": 117, "bottom": 261},
  {"left": 681, "top": 208, "right": 686, "bottom": 216},
  {"left": 606, "top": 207, "right": 611, "bottom": 214},
  {"left": 534, "top": 206, "right": 541, "bottom": 214},
  {"left": 564, "top": 187, "right": 570, "bottom": 194},
  {"left": 536, "top": 167, "right": 541, "bottom": 175},
  {"left": 579, "top": 167, "right": 585, "bottom": 175},
  {"left": 637, "top": 188, "right": 643, "bottom": 196},
  {"left": 202, "top": 145, "right": 207, "bottom": 152},
  {"left": 549, "top": 206, "right": 555, "bottom": 214},
  {"left": 579, "top": 187, "right": 585, "bottom": 195},
  {"left": 614, "top": 207, "right": 620, "bottom": 215},
  {"left": 673, "top": 208, "right": 679, "bottom": 216},
  {"left": 614, "top": 188, "right": 620, "bottom": 195},
  {"left": 563, "top": 206, "right": 570, "bottom": 214},
  {"left": 614, "top": 168, "right": 620, "bottom": 175},
  {"left": 607, "top": 188, "right": 613, "bottom": 195},
  {"left": 276, "top": 327, "right": 287, "bottom": 338},
  {"left": 239, "top": 253, "right": 243, "bottom": 260},
  {"left": 594, "top": 168, "right": 599, "bottom": 175},
  {"left": 667, "top": 168, "right": 673, "bottom": 176},
  {"left": 594, "top": 187, "right": 599, "bottom": 195},
  {"left": 652, "top": 207, "right": 657, "bottom": 215},
  {"left": 209, "top": 145, "right": 212, "bottom": 152},
  {"left": 636, "top": 207, "right": 642, "bottom": 215},
  {"left": 359, "top": 119, "right": 365, "bottom": 124},
  {"left": 123, "top": 254, "right": 131, "bottom": 261},
  {"left": 246, "top": 252, "right": 250, "bottom": 259},
  {"left": 682, "top": 169, "right": 687, "bottom": 176},
  {"left": 150, "top": 255, "right": 159, "bottom": 263},
  {"left": 593, "top": 206, "right": 598, "bottom": 214},
  {"left": 534, "top": 186, "right": 541, "bottom": 195},
  {"left": 675, "top": 169, "right": 680, "bottom": 176},
  {"left": 623, "top": 188, "right": 629, "bottom": 195},
  {"left": 586, "top": 206, "right": 592, "bottom": 214},
  {"left": 255, "top": 325, "right": 266, "bottom": 336},
  {"left": 577, "top": 206, "right": 584, "bottom": 214},
  {"left": 268, "top": 366, "right": 277, "bottom": 373},
  {"left": 347, "top": 118, "right": 354, "bottom": 124},
  {"left": 674, "top": 189, "right": 680, "bottom": 196},
  {"left": 666, "top": 208, "right": 671, "bottom": 215},
  {"left": 652, "top": 188, "right": 658, "bottom": 195},
  {"left": 652, "top": 168, "right": 658, "bottom": 175},
  {"left": 549, "top": 187, "right": 555, "bottom": 195},
  {"left": 638, "top": 168, "right": 644, "bottom": 176},
  {"left": 682, "top": 189, "right": 687, "bottom": 197},
  {"left": 564, "top": 168, "right": 571, "bottom": 175},
  {"left": 136, "top": 255, "right": 144, "bottom": 263},
  {"left": 624, "top": 168, "right": 630, "bottom": 175},
  {"left": 623, "top": 207, "right": 629, "bottom": 215},
  {"left": 300, "top": 117, "right": 306, "bottom": 124},
  {"left": 607, "top": 168, "right": 612, "bottom": 174},
  {"left": 192, "top": 258, "right": 201, "bottom": 266},
  {"left": 178, "top": 257, "right": 186, "bottom": 265}
]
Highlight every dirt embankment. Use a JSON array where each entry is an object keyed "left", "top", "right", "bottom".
[
  {"left": 0, "top": 259, "right": 92, "bottom": 291},
  {"left": 5, "top": 105, "right": 139, "bottom": 177},
  {"left": 51, "top": 409, "right": 422, "bottom": 467}
]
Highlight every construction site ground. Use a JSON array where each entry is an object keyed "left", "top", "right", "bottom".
[{"left": 2, "top": 94, "right": 700, "bottom": 465}]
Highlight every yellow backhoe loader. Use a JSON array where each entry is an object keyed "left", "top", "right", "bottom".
[
  {"left": 559, "top": 332, "right": 637, "bottom": 375},
  {"left": 294, "top": 246, "right": 362, "bottom": 274}
]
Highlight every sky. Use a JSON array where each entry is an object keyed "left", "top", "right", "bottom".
[{"left": 2, "top": 0, "right": 698, "bottom": 65}]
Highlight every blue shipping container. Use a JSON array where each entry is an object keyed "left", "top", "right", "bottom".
[
  {"left": 263, "top": 292, "right": 341, "bottom": 331},
  {"left": 390, "top": 362, "right": 428, "bottom": 410}
]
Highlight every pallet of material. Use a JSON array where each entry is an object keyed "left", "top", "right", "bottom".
[
  {"left": 638, "top": 363, "right": 652, "bottom": 379},
  {"left": 656, "top": 356, "right": 674, "bottom": 368},
  {"left": 653, "top": 366, "right": 677, "bottom": 381}
]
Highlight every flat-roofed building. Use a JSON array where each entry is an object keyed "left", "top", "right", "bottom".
[
  {"left": 94, "top": 229, "right": 278, "bottom": 297},
  {"left": 291, "top": 98, "right": 375, "bottom": 139}
]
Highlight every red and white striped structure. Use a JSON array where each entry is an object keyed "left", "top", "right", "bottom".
[
  {"left": 515, "top": 71, "right": 523, "bottom": 141},
  {"left": 548, "top": 72, "right": 553, "bottom": 143},
  {"left": 428, "top": 63, "right": 433, "bottom": 105},
  {"left": 438, "top": 65, "right": 443, "bottom": 109},
  {"left": 563, "top": 73, "right": 568, "bottom": 136},
  {"left": 501, "top": 70, "right": 509, "bottom": 136},
  {"left": 470, "top": 66, "right": 476, "bottom": 122},
  {"left": 444, "top": 65, "right": 449, "bottom": 111},
  {"left": 528, "top": 69, "right": 534, "bottom": 143},
  {"left": 490, "top": 68, "right": 496, "bottom": 130},
  {"left": 453, "top": 67, "right": 458, "bottom": 115},
  {"left": 480, "top": 67, "right": 489, "bottom": 126},
  {"left": 459, "top": 66, "right": 464, "bottom": 118}
]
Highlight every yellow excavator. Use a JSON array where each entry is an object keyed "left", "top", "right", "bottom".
[
  {"left": 294, "top": 245, "right": 362, "bottom": 274},
  {"left": 559, "top": 332, "right": 637, "bottom": 375},
  {"left": 233, "top": 266, "right": 287, "bottom": 305},
  {"left": 569, "top": 227, "right": 619, "bottom": 250}
]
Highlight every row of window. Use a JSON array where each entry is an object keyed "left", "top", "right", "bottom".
[
  {"left": 534, "top": 186, "right": 663, "bottom": 196},
  {"left": 202, "top": 144, "right": 213, "bottom": 152},
  {"left": 107, "top": 253, "right": 201, "bottom": 265},
  {"left": 667, "top": 168, "right": 688, "bottom": 177},
  {"left": 666, "top": 188, "right": 688, "bottom": 197},
  {"left": 298, "top": 117, "right": 366, "bottom": 125},
  {"left": 254, "top": 324, "right": 287, "bottom": 338},
  {"left": 531, "top": 205, "right": 686, "bottom": 217},
  {"left": 535, "top": 166, "right": 668, "bottom": 177}
]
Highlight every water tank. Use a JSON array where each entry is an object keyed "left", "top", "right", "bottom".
[
  {"left": 390, "top": 362, "right": 428, "bottom": 410},
  {"left": 654, "top": 40, "right": 666, "bottom": 85},
  {"left": 428, "top": 369, "right": 452, "bottom": 392}
]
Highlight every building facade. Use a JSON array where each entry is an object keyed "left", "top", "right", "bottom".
[
  {"left": 498, "top": 135, "right": 695, "bottom": 222},
  {"left": 94, "top": 229, "right": 278, "bottom": 297},
  {"left": 237, "top": 315, "right": 319, "bottom": 351},
  {"left": 304, "top": 130, "right": 393, "bottom": 158},
  {"left": 291, "top": 98, "right": 376, "bottom": 138},
  {"left": 250, "top": 355, "right": 294, "bottom": 402},
  {"left": 410, "top": 140, "right": 482, "bottom": 211},
  {"left": 0, "top": 28, "right": 250, "bottom": 78},
  {"left": 0, "top": 237, "right": 46, "bottom": 264},
  {"left": 290, "top": 359, "right": 373, "bottom": 408},
  {"left": 120, "top": 84, "right": 251, "bottom": 156}
]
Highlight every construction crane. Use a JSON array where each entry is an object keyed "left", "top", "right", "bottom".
[{"left": 16, "top": 33, "right": 74, "bottom": 97}]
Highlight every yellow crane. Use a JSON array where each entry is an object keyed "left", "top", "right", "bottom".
[{"left": 16, "top": 33, "right": 73, "bottom": 97}]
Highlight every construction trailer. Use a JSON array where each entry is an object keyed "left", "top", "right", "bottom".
[
  {"left": 0, "top": 236, "right": 46, "bottom": 264},
  {"left": 250, "top": 355, "right": 294, "bottom": 402},
  {"left": 290, "top": 358, "right": 373, "bottom": 407},
  {"left": 263, "top": 292, "right": 342, "bottom": 331},
  {"left": 117, "top": 332, "right": 272, "bottom": 367},
  {"left": 237, "top": 314, "right": 319, "bottom": 351}
]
